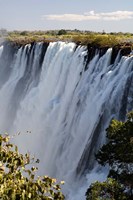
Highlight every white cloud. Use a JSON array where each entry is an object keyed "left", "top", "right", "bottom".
[{"left": 42, "top": 11, "right": 133, "bottom": 21}]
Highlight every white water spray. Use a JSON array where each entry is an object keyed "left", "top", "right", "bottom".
[{"left": 0, "top": 41, "right": 133, "bottom": 199}]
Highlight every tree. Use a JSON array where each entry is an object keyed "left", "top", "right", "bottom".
[
  {"left": 20, "top": 31, "right": 29, "bottom": 36},
  {"left": 86, "top": 178, "right": 127, "bottom": 200},
  {"left": 0, "top": 134, "right": 65, "bottom": 200},
  {"left": 86, "top": 112, "right": 133, "bottom": 199},
  {"left": 57, "top": 29, "right": 67, "bottom": 35}
]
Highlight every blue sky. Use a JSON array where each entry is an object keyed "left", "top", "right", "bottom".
[{"left": 0, "top": 0, "right": 133, "bottom": 32}]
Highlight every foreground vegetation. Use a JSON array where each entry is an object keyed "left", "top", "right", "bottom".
[
  {"left": 1, "top": 29, "right": 133, "bottom": 47},
  {"left": 0, "top": 134, "right": 64, "bottom": 200},
  {"left": 86, "top": 112, "right": 133, "bottom": 200}
]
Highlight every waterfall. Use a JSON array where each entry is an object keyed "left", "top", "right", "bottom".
[
  {"left": 0, "top": 46, "right": 3, "bottom": 57},
  {"left": 0, "top": 41, "right": 133, "bottom": 199}
]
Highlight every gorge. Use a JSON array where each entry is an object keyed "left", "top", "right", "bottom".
[{"left": 0, "top": 40, "right": 133, "bottom": 199}]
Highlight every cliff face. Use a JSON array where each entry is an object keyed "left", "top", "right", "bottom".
[
  {"left": 2, "top": 40, "right": 132, "bottom": 71},
  {"left": 85, "top": 43, "right": 132, "bottom": 69}
]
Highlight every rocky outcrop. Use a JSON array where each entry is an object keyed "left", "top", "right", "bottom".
[{"left": 84, "top": 43, "right": 132, "bottom": 70}]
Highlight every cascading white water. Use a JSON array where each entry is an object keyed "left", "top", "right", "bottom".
[
  {"left": 0, "top": 41, "right": 133, "bottom": 199},
  {"left": 0, "top": 45, "right": 3, "bottom": 58}
]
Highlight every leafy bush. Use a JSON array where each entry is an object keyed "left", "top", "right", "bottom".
[
  {"left": 86, "top": 178, "right": 127, "bottom": 200},
  {"left": 0, "top": 134, "right": 65, "bottom": 200},
  {"left": 86, "top": 112, "right": 133, "bottom": 199}
]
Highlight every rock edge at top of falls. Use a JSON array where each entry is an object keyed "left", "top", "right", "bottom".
[{"left": 1, "top": 39, "right": 133, "bottom": 67}]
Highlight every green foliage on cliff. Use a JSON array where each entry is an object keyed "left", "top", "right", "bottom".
[
  {"left": 6, "top": 29, "right": 133, "bottom": 47},
  {"left": 0, "top": 134, "right": 65, "bottom": 200},
  {"left": 86, "top": 112, "right": 133, "bottom": 200}
]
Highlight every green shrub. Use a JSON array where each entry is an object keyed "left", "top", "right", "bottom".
[
  {"left": 86, "top": 178, "right": 127, "bottom": 200},
  {"left": 0, "top": 134, "right": 65, "bottom": 200}
]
